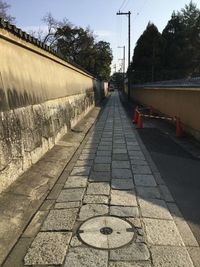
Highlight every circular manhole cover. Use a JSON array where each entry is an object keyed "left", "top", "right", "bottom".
[{"left": 77, "top": 215, "right": 136, "bottom": 249}]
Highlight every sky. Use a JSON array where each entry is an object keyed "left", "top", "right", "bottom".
[{"left": 6, "top": 0, "right": 200, "bottom": 73}]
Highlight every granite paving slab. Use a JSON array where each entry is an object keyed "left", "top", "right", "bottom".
[
  {"left": 96, "top": 151, "right": 112, "bottom": 156},
  {"left": 41, "top": 208, "right": 78, "bottom": 231},
  {"left": 111, "top": 189, "right": 137, "bottom": 206},
  {"left": 132, "top": 165, "right": 152, "bottom": 174},
  {"left": 136, "top": 186, "right": 161, "bottom": 199},
  {"left": 89, "top": 171, "right": 111, "bottom": 182},
  {"left": 110, "top": 206, "right": 139, "bottom": 217},
  {"left": 98, "top": 146, "right": 112, "bottom": 151},
  {"left": 54, "top": 201, "right": 81, "bottom": 209},
  {"left": 113, "top": 148, "right": 127, "bottom": 154},
  {"left": 24, "top": 232, "right": 72, "bottom": 265},
  {"left": 138, "top": 198, "right": 172, "bottom": 220},
  {"left": 64, "top": 247, "right": 108, "bottom": 267},
  {"left": 143, "top": 218, "right": 184, "bottom": 246},
  {"left": 64, "top": 176, "right": 88, "bottom": 188},
  {"left": 134, "top": 174, "right": 156, "bottom": 187},
  {"left": 56, "top": 188, "right": 85, "bottom": 202},
  {"left": 113, "top": 145, "right": 127, "bottom": 149},
  {"left": 187, "top": 247, "right": 200, "bottom": 267},
  {"left": 79, "top": 204, "right": 109, "bottom": 220},
  {"left": 93, "top": 164, "right": 111, "bottom": 172},
  {"left": 112, "top": 169, "right": 133, "bottom": 179},
  {"left": 112, "top": 161, "right": 130, "bottom": 169},
  {"left": 109, "top": 262, "right": 152, "bottom": 267},
  {"left": 150, "top": 246, "right": 194, "bottom": 267},
  {"left": 130, "top": 159, "right": 148, "bottom": 165},
  {"left": 83, "top": 195, "right": 109, "bottom": 204},
  {"left": 95, "top": 157, "right": 112, "bottom": 164},
  {"left": 110, "top": 241, "right": 150, "bottom": 261},
  {"left": 128, "top": 151, "right": 144, "bottom": 157},
  {"left": 111, "top": 179, "right": 134, "bottom": 190},
  {"left": 70, "top": 236, "right": 83, "bottom": 247},
  {"left": 86, "top": 182, "right": 110, "bottom": 195},
  {"left": 112, "top": 154, "right": 129, "bottom": 161}
]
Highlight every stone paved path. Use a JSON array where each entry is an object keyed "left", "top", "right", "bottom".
[{"left": 4, "top": 91, "right": 199, "bottom": 266}]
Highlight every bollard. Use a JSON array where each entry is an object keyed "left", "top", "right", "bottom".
[
  {"left": 137, "top": 113, "right": 143, "bottom": 129},
  {"left": 176, "top": 117, "right": 183, "bottom": 138},
  {"left": 133, "top": 107, "right": 139, "bottom": 124}
]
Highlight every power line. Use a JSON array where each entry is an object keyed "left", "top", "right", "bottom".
[
  {"left": 122, "top": 0, "right": 130, "bottom": 11},
  {"left": 118, "top": 0, "right": 127, "bottom": 11},
  {"left": 133, "top": 0, "right": 149, "bottom": 21}
]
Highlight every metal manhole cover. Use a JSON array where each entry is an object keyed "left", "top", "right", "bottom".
[{"left": 77, "top": 215, "right": 136, "bottom": 249}]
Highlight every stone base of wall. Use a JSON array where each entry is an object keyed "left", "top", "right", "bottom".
[{"left": 0, "top": 92, "right": 94, "bottom": 193}]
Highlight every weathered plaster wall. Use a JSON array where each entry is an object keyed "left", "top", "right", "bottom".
[
  {"left": 0, "top": 26, "right": 102, "bottom": 192},
  {"left": 0, "top": 28, "right": 95, "bottom": 110},
  {"left": 132, "top": 87, "right": 200, "bottom": 141}
]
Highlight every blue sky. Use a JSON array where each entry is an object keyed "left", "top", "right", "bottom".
[{"left": 6, "top": 0, "right": 200, "bottom": 73}]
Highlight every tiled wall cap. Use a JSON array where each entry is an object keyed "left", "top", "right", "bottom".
[{"left": 0, "top": 17, "right": 94, "bottom": 77}]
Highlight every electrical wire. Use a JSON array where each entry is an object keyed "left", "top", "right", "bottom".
[
  {"left": 122, "top": 0, "right": 130, "bottom": 11},
  {"left": 118, "top": 0, "right": 127, "bottom": 11},
  {"left": 133, "top": 0, "right": 149, "bottom": 21}
]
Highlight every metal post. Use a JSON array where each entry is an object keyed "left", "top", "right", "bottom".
[
  {"left": 118, "top": 46, "right": 125, "bottom": 76},
  {"left": 116, "top": 11, "right": 131, "bottom": 99},
  {"left": 128, "top": 11, "right": 131, "bottom": 68}
]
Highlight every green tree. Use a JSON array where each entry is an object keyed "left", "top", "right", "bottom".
[
  {"left": 56, "top": 26, "right": 95, "bottom": 69},
  {"left": 162, "top": 1, "right": 200, "bottom": 79},
  {"left": 162, "top": 11, "right": 187, "bottom": 79},
  {"left": 31, "top": 13, "right": 113, "bottom": 80},
  {"left": 130, "top": 22, "right": 163, "bottom": 83},
  {"left": 92, "top": 41, "right": 113, "bottom": 81},
  {"left": 56, "top": 26, "right": 112, "bottom": 80},
  {"left": 181, "top": 1, "right": 200, "bottom": 75},
  {"left": 110, "top": 72, "right": 124, "bottom": 88}
]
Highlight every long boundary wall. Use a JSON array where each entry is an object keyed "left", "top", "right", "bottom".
[
  {"left": 131, "top": 87, "right": 200, "bottom": 141},
  {"left": 0, "top": 23, "right": 104, "bottom": 193}
]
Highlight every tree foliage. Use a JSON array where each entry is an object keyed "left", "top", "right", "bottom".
[
  {"left": 0, "top": 0, "right": 15, "bottom": 22},
  {"left": 130, "top": 1, "right": 200, "bottom": 83},
  {"left": 130, "top": 22, "right": 163, "bottom": 83},
  {"left": 110, "top": 72, "right": 124, "bottom": 88},
  {"left": 32, "top": 13, "right": 113, "bottom": 81}
]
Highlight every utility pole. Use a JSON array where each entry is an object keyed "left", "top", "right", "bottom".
[
  {"left": 118, "top": 46, "right": 125, "bottom": 92},
  {"left": 118, "top": 46, "right": 125, "bottom": 75},
  {"left": 116, "top": 11, "right": 131, "bottom": 99}
]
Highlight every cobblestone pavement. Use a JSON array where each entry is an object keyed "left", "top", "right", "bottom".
[{"left": 4, "top": 91, "right": 199, "bottom": 267}]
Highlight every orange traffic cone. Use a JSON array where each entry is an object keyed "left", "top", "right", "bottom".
[
  {"left": 176, "top": 117, "right": 183, "bottom": 138},
  {"left": 137, "top": 114, "right": 143, "bottom": 129},
  {"left": 133, "top": 107, "right": 139, "bottom": 124}
]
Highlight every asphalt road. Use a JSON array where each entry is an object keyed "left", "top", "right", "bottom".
[
  {"left": 138, "top": 127, "right": 200, "bottom": 245},
  {"left": 119, "top": 91, "right": 200, "bottom": 245}
]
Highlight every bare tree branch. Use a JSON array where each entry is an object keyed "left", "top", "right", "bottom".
[{"left": 0, "top": 0, "right": 15, "bottom": 23}]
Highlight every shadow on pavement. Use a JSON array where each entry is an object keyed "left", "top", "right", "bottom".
[{"left": 120, "top": 91, "right": 200, "bottom": 246}]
